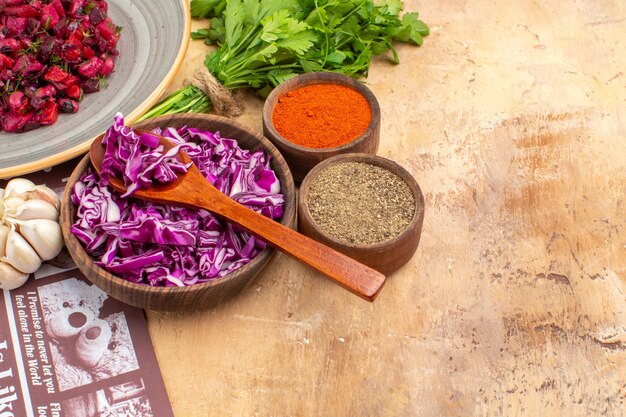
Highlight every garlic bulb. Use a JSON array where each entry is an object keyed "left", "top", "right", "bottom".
[
  {"left": 0, "top": 263, "right": 29, "bottom": 290},
  {"left": 2, "top": 226, "right": 41, "bottom": 274},
  {"left": 0, "top": 178, "right": 64, "bottom": 290},
  {"left": 8, "top": 199, "right": 59, "bottom": 221},
  {"left": 4, "top": 179, "right": 36, "bottom": 198},
  {"left": 18, "top": 219, "right": 64, "bottom": 261},
  {"left": 0, "top": 225, "right": 9, "bottom": 257},
  {"left": 25, "top": 185, "right": 61, "bottom": 210}
]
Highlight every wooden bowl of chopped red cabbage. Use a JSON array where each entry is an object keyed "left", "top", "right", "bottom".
[{"left": 60, "top": 114, "right": 296, "bottom": 311}]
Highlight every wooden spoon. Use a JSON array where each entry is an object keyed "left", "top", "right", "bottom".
[{"left": 90, "top": 132, "right": 386, "bottom": 301}]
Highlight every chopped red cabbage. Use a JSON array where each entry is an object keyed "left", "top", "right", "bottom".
[{"left": 71, "top": 115, "right": 284, "bottom": 287}]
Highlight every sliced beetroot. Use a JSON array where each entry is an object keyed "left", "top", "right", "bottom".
[
  {"left": 8, "top": 91, "right": 29, "bottom": 116},
  {"left": 52, "top": 20, "right": 68, "bottom": 38},
  {"left": 37, "top": 36, "right": 59, "bottom": 62},
  {"left": 0, "top": 53, "right": 15, "bottom": 70},
  {"left": 18, "top": 38, "right": 34, "bottom": 50},
  {"left": 22, "top": 118, "right": 42, "bottom": 132},
  {"left": 58, "top": 98, "right": 79, "bottom": 113},
  {"left": 41, "top": 4, "right": 61, "bottom": 28},
  {"left": 96, "top": 0, "right": 108, "bottom": 13},
  {"left": 5, "top": 17, "right": 27, "bottom": 36},
  {"left": 3, "top": 5, "right": 39, "bottom": 18},
  {"left": 62, "top": 74, "right": 79, "bottom": 88},
  {"left": 0, "top": 0, "right": 30, "bottom": 7},
  {"left": 44, "top": 65, "right": 70, "bottom": 83},
  {"left": 81, "top": 45, "right": 95, "bottom": 59},
  {"left": 81, "top": 76, "right": 101, "bottom": 93},
  {"left": 12, "top": 55, "right": 45, "bottom": 75},
  {"left": 96, "top": 18, "right": 117, "bottom": 41},
  {"left": 89, "top": 6, "right": 106, "bottom": 26},
  {"left": 30, "top": 0, "right": 44, "bottom": 10},
  {"left": 51, "top": 0, "right": 66, "bottom": 18},
  {"left": 0, "top": 38, "right": 20, "bottom": 53},
  {"left": 0, "top": 69, "right": 14, "bottom": 82},
  {"left": 0, "top": 111, "right": 32, "bottom": 132},
  {"left": 34, "top": 99, "right": 59, "bottom": 125},
  {"left": 41, "top": 84, "right": 58, "bottom": 96},
  {"left": 98, "top": 56, "right": 114, "bottom": 76},
  {"left": 77, "top": 56, "right": 102, "bottom": 78},
  {"left": 67, "top": 0, "right": 84, "bottom": 16},
  {"left": 26, "top": 18, "right": 41, "bottom": 34},
  {"left": 0, "top": 0, "right": 120, "bottom": 132},
  {"left": 65, "top": 84, "right": 82, "bottom": 100},
  {"left": 31, "top": 84, "right": 58, "bottom": 109},
  {"left": 62, "top": 41, "right": 82, "bottom": 62}
]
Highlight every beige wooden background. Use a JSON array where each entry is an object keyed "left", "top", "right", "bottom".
[{"left": 148, "top": 1, "right": 626, "bottom": 416}]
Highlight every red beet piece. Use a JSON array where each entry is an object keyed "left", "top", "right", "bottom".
[
  {"left": 3, "top": 5, "right": 39, "bottom": 18},
  {"left": 0, "top": 38, "right": 20, "bottom": 53},
  {"left": 26, "top": 18, "right": 41, "bottom": 35},
  {"left": 12, "top": 55, "right": 44, "bottom": 75},
  {"left": 77, "top": 56, "right": 102, "bottom": 78},
  {"left": 0, "top": 0, "right": 30, "bottom": 7},
  {"left": 51, "top": 0, "right": 65, "bottom": 17},
  {"left": 98, "top": 56, "right": 114, "bottom": 76},
  {"left": 0, "top": 53, "right": 15, "bottom": 70},
  {"left": 5, "top": 17, "right": 27, "bottom": 36},
  {"left": 89, "top": 6, "right": 106, "bottom": 25},
  {"left": 0, "top": 69, "right": 13, "bottom": 82},
  {"left": 67, "top": 0, "right": 84, "bottom": 16},
  {"left": 44, "top": 65, "right": 70, "bottom": 84},
  {"left": 58, "top": 98, "right": 79, "bottom": 113},
  {"left": 52, "top": 19, "right": 68, "bottom": 38},
  {"left": 40, "top": 4, "right": 60, "bottom": 28},
  {"left": 37, "top": 36, "right": 60, "bottom": 62},
  {"left": 8, "top": 91, "right": 29, "bottom": 116},
  {"left": 96, "top": 18, "right": 117, "bottom": 41},
  {"left": 38, "top": 85, "right": 58, "bottom": 97},
  {"left": 34, "top": 99, "right": 59, "bottom": 125},
  {"left": 62, "top": 41, "right": 82, "bottom": 62},
  {"left": 0, "top": 112, "right": 32, "bottom": 132},
  {"left": 63, "top": 75, "right": 80, "bottom": 89},
  {"left": 18, "top": 38, "right": 33, "bottom": 50},
  {"left": 81, "top": 45, "right": 95, "bottom": 59},
  {"left": 65, "top": 84, "right": 82, "bottom": 100},
  {"left": 80, "top": 77, "right": 101, "bottom": 93},
  {"left": 30, "top": 85, "right": 57, "bottom": 110}
]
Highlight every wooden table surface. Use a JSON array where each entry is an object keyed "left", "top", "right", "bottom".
[{"left": 148, "top": 2, "right": 626, "bottom": 416}]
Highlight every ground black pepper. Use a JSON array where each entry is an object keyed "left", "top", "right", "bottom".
[{"left": 307, "top": 162, "right": 416, "bottom": 245}]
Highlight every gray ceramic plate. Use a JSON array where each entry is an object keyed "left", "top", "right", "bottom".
[{"left": 0, "top": 0, "right": 190, "bottom": 178}]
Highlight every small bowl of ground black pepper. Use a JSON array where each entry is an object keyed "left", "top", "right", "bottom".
[
  {"left": 298, "top": 153, "right": 425, "bottom": 275},
  {"left": 262, "top": 72, "right": 380, "bottom": 183}
]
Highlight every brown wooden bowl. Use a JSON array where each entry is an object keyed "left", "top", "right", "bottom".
[
  {"left": 60, "top": 114, "right": 296, "bottom": 311},
  {"left": 298, "top": 153, "right": 424, "bottom": 275},
  {"left": 262, "top": 72, "right": 381, "bottom": 183}
]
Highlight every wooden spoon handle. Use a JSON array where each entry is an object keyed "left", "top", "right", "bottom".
[{"left": 205, "top": 192, "right": 386, "bottom": 301}]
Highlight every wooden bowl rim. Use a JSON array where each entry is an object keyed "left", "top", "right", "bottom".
[
  {"left": 60, "top": 114, "right": 296, "bottom": 297},
  {"left": 298, "top": 153, "right": 425, "bottom": 251},
  {"left": 262, "top": 72, "right": 381, "bottom": 154}
]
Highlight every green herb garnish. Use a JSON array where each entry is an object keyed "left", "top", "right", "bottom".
[
  {"left": 191, "top": 0, "right": 429, "bottom": 91},
  {"left": 137, "top": 85, "right": 212, "bottom": 121},
  {"left": 190, "top": 0, "right": 227, "bottom": 18}
]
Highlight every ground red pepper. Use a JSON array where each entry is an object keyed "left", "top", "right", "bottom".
[{"left": 272, "top": 83, "right": 372, "bottom": 148}]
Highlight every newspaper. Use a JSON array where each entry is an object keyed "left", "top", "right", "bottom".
[{"left": 1, "top": 158, "right": 175, "bottom": 417}]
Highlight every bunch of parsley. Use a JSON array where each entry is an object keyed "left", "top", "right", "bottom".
[
  {"left": 141, "top": 0, "right": 428, "bottom": 119},
  {"left": 191, "top": 0, "right": 428, "bottom": 94}
]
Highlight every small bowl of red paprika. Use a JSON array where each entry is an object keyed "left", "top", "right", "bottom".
[{"left": 262, "top": 72, "right": 381, "bottom": 183}]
